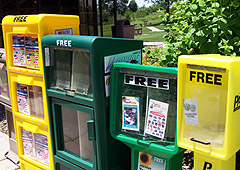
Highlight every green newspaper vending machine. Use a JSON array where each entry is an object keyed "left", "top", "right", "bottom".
[
  {"left": 110, "top": 63, "right": 184, "bottom": 170},
  {"left": 41, "top": 35, "right": 143, "bottom": 170}
]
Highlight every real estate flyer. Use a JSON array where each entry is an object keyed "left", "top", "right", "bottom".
[
  {"left": 17, "top": 83, "right": 30, "bottom": 115},
  {"left": 22, "top": 129, "right": 35, "bottom": 159},
  {"left": 35, "top": 133, "right": 49, "bottom": 165}
]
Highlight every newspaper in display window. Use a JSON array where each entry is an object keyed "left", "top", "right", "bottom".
[
  {"left": 22, "top": 129, "right": 35, "bottom": 159},
  {"left": 35, "top": 134, "right": 49, "bottom": 165},
  {"left": 144, "top": 99, "right": 169, "bottom": 139},
  {"left": 17, "top": 83, "right": 30, "bottom": 115},
  {"left": 25, "top": 35, "right": 39, "bottom": 69},
  {"left": 122, "top": 96, "right": 140, "bottom": 131},
  {"left": 12, "top": 35, "right": 26, "bottom": 67}
]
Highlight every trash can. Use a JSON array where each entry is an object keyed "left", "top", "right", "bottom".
[{"left": 112, "top": 19, "right": 135, "bottom": 39}]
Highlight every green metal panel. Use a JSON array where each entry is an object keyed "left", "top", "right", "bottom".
[
  {"left": 54, "top": 155, "right": 84, "bottom": 170},
  {"left": 41, "top": 35, "right": 143, "bottom": 170},
  {"left": 51, "top": 98, "right": 96, "bottom": 170},
  {"left": 110, "top": 63, "right": 185, "bottom": 169}
]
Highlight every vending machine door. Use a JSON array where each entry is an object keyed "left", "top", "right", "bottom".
[{"left": 52, "top": 98, "right": 96, "bottom": 170}]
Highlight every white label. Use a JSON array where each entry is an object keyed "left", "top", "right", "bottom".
[
  {"left": 183, "top": 98, "right": 199, "bottom": 125},
  {"left": 44, "top": 48, "right": 50, "bottom": 67},
  {"left": 104, "top": 75, "right": 110, "bottom": 97}
]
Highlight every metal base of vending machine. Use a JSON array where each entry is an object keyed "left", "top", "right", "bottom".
[
  {"left": 2, "top": 103, "right": 19, "bottom": 165},
  {"left": 194, "top": 152, "right": 235, "bottom": 170}
]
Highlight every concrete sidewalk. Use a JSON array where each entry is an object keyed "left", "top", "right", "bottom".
[{"left": 0, "top": 132, "right": 19, "bottom": 170}]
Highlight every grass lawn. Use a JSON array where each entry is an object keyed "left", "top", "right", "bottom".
[{"left": 101, "top": 13, "right": 168, "bottom": 42}]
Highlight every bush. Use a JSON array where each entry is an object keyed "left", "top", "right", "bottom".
[
  {"left": 142, "top": 46, "right": 166, "bottom": 66},
  {"left": 161, "top": 0, "right": 240, "bottom": 67}
]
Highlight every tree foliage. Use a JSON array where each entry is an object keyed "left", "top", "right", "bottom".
[
  {"left": 161, "top": 0, "right": 240, "bottom": 67},
  {"left": 128, "top": 0, "right": 138, "bottom": 12}
]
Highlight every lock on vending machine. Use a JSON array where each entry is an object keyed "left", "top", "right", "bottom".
[{"left": 110, "top": 63, "right": 185, "bottom": 170}]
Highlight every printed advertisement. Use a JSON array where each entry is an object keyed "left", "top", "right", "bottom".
[
  {"left": 138, "top": 152, "right": 166, "bottom": 170},
  {"left": 22, "top": 129, "right": 35, "bottom": 158},
  {"left": 12, "top": 35, "right": 26, "bottom": 66},
  {"left": 35, "top": 134, "right": 49, "bottom": 165},
  {"left": 25, "top": 35, "right": 39, "bottom": 69},
  {"left": 183, "top": 98, "right": 199, "bottom": 125},
  {"left": 122, "top": 96, "right": 140, "bottom": 131},
  {"left": 17, "top": 83, "right": 30, "bottom": 115},
  {"left": 145, "top": 99, "right": 169, "bottom": 139},
  {"left": 104, "top": 50, "right": 141, "bottom": 74}
]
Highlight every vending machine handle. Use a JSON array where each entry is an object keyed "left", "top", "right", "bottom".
[
  {"left": 190, "top": 138, "right": 211, "bottom": 145},
  {"left": 87, "top": 120, "right": 96, "bottom": 141}
]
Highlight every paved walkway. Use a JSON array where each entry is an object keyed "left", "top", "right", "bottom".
[
  {"left": 146, "top": 26, "right": 164, "bottom": 32},
  {"left": 0, "top": 132, "right": 19, "bottom": 170}
]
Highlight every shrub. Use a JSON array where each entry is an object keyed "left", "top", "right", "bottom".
[{"left": 161, "top": 0, "right": 240, "bottom": 67}]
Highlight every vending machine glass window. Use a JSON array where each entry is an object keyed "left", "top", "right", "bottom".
[
  {"left": 112, "top": 66, "right": 177, "bottom": 147},
  {"left": 181, "top": 64, "right": 227, "bottom": 149},
  {"left": 50, "top": 48, "right": 92, "bottom": 97},
  {"left": 52, "top": 99, "right": 95, "bottom": 169}
]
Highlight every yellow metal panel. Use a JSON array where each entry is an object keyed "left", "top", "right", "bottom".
[
  {"left": 177, "top": 54, "right": 240, "bottom": 160},
  {"left": 16, "top": 118, "right": 52, "bottom": 170},
  {"left": 2, "top": 14, "right": 80, "bottom": 170},
  {"left": 194, "top": 152, "right": 235, "bottom": 170}
]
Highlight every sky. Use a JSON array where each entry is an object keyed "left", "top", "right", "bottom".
[{"left": 136, "top": 0, "right": 154, "bottom": 7}]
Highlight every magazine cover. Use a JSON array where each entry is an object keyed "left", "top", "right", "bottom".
[
  {"left": 22, "top": 129, "right": 35, "bottom": 158},
  {"left": 17, "top": 83, "right": 30, "bottom": 115},
  {"left": 122, "top": 96, "right": 140, "bottom": 131},
  {"left": 138, "top": 152, "right": 166, "bottom": 170},
  {"left": 145, "top": 99, "right": 169, "bottom": 139},
  {"left": 12, "top": 35, "right": 26, "bottom": 67},
  {"left": 25, "top": 35, "right": 39, "bottom": 69},
  {"left": 35, "top": 133, "right": 49, "bottom": 165}
]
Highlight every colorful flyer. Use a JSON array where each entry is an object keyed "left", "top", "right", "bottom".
[
  {"left": 12, "top": 35, "right": 26, "bottom": 67},
  {"left": 183, "top": 98, "right": 199, "bottom": 125},
  {"left": 145, "top": 99, "right": 169, "bottom": 139},
  {"left": 22, "top": 129, "right": 35, "bottom": 159},
  {"left": 35, "top": 133, "right": 49, "bottom": 165},
  {"left": 138, "top": 152, "right": 166, "bottom": 170},
  {"left": 17, "top": 83, "right": 30, "bottom": 115},
  {"left": 25, "top": 35, "right": 39, "bottom": 69},
  {"left": 122, "top": 96, "right": 140, "bottom": 131}
]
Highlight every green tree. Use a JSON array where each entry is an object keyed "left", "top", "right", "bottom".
[
  {"left": 117, "top": 0, "right": 129, "bottom": 15},
  {"left": 161, "top": 0, "right": 240, "bottom": 67},
  {"left": 128, "top": 0, "right": 138, "bottom": 12}
]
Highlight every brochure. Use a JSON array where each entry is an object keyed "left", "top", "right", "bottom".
[
  {"left": 145, "top": 99, "right": 169, "bottom": 139},
  {"left": 22, "top": 129, "right": 35, "bottom": 158},
  {"left": 17, "top": 83, "right": 30, "bottom": 115},
  {"left": 122, "top": 96, "right": 140, "bottom": 131},
  {"left": 35, "top": 133, "right": 49, "bottom": 165},
  {"left": 12, "top": 35, "right": 26, "bottom": 67},
  {"left": 25, "top": 35, "right": 39, "bottom": 69}
]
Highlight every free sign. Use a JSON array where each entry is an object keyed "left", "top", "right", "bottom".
[
  {"left": 56, "top": 40, "right": 72, "bottom": 47},
  {"left": 124, "top": 74, "right": 169, "bottom": 90}
]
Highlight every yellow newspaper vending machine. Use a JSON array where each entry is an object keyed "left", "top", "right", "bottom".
[
  {"left": 2, "top": 14, "right": 79, "bottom": 170},
  {"left": 177, "top": 54, "right": 240, "bottom": 169}
]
